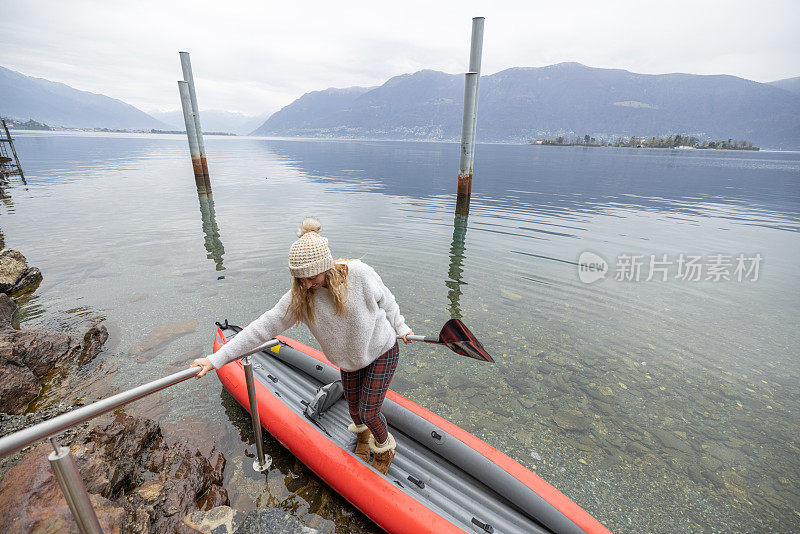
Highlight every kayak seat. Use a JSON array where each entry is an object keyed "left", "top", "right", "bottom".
[{"left": 304, "top": 380, "right": 344, "bottom": 420}]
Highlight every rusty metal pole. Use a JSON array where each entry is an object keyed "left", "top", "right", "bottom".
[
  {"left": 456, "top": 17, "right": 485, "bottom": 216},
  {"left": 179, "top": 52, "right": 211, "bottom": 190},
  {"left": 457, "top": 72, "right": 479, "bottom": 215},
  {"left": 178, "top": 81, "right": 206, "bottom": 192}
]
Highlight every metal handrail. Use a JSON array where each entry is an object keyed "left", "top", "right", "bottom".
[
  {"left": 0, "top": 338, "right": 278, "bottom": 458},
  {"left": 0, "top": 366, "right": 200, "bottom": 457},
  {"left": 0, "top": 337, "right": 280, "bottom": 534}
]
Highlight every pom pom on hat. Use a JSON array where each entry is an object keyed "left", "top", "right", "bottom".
[
  {"left": 289, "top": 218, "right": 334, "bottom": 278},
  {"left": 297, "top": 218, "right": 322, "bottom": 238}
]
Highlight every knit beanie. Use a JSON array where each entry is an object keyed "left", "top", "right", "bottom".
[{"left": 288, "top": 218, "right": 334, "bottom": 278}]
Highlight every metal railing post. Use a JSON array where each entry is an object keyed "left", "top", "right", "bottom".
[
  {"left": 243, "top": 356, "right": 271, "bottom": 472},
  {"left": 47, "top": 437, "right": 102, "bottom": 534}
]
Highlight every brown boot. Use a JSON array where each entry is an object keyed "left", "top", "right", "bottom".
[
  {"left": 348, "top": 423, "right": 371, "bottom": 462},
  {"left": 368, "top": 433, "right": 396, "bottom": 475}
]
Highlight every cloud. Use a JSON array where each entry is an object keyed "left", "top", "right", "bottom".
[{"left": 1, "top": 0, "right": 798, "bottom": 116}]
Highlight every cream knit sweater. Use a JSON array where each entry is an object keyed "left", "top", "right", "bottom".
[{"left": 208, "top": 260, "right": 412, "bottom": 372}]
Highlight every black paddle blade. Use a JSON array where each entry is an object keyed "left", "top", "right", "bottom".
[{"left": 438, "top": 319, "right": 494, "bottom": 362}]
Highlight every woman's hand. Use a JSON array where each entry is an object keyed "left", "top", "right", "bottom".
[
  {"left": 191, "top": 357, "right": 214, "bottom": 378},
  {"left": 400, "top": 331, "right": 414, "bottom": 344}
]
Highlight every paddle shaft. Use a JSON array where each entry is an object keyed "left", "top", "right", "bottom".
[{"left": 396, "top": 334, "right": 438, "bottom": 343}]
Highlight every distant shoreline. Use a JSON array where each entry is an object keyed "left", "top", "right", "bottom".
[
  {"left": 9, "top": 129, "right": 793, "bottom": 151},
  {"left": 530, "top": 135, "right": 760, "bottom": 151},
  {"left": 2, "top": 118, "right": 237, "bottom": 136}
]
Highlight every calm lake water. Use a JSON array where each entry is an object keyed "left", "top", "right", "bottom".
[{"left": 1, "top": 131, "right": 798, "bottom": 533}]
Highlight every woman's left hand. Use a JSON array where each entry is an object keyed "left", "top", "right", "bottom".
[{"left": 401, "top": 331, "right": 414, "bottom": 344}]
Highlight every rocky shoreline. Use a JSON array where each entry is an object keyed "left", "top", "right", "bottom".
[
  {"left": 0, "top": 248, "right": 318, "bottom": 533},
  {"left": 0, "top": 291, "right": 108, "bottom": 414},
  {"left": 0, "top": 411, "right": 229, "bottom": 532}
]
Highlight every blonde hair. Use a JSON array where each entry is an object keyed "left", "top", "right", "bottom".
[
  {"left": 285, "top": 262, "right": 349, "bottom": 325},
  {"left": 285, "top": 218, "right": 350, "bottom": 325}
]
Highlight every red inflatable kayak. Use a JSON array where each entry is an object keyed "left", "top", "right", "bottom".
[{"left": 213, "top": 322, "right": 611, "bottom": 534}]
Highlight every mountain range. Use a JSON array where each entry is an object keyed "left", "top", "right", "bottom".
[
  {"left": 768, "top": 76, "right": 800, "bottom": 96},
  {"left": 2, "top": 63, "right": 798, "bottom": 148},
  {"left": 0, "top": 66, "right": 169, "bottom": 130},
  {"left": 252, "top": 63, "right": 800, "bottom": 149},
  {"left": 0, "top": 65, "right": 266, "bottom": 133}
]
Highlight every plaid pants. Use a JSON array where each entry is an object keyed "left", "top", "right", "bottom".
[{"left": 340, "top": 342, "right": 399, "bottom": 444}]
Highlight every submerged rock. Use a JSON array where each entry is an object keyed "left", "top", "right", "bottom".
[
  {"left": 233, "top": 508, "right": 321, "bottom": 534},
  {"left": 0, "top": 299, "right": 108, "bottom": 413},
  {"left": 182, "top": 505, "right": 244, "bottom": 533},
  {"left": 499, "top": 287, "right": 522, "bottom": 301},
  {"left": 650, "top": 428, "right": 693, "bottom": 455},
  {"left": 78, "top": 324, "right": 109, "bottom": 365},
  {"left": 131, "top": 319, "right": 198, "bottom": 356},
  {"left": 0, "top": 293, "right": 109, "bottom": 413},
  {"left": 552, "top": 408, "right": 590, "bottom": 431},
  {"left": 129, "top": 292, "right": 149, "bottom": 303}
]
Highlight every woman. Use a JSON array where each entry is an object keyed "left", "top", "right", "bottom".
[{"left": 192, "top": 218, "right": 413, "bottom": 475}]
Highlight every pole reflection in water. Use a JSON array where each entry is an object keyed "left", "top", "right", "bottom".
[
  {"left": 197, "top": 191, "right": 225, "bottom": 271},
  {"left": 446, "top": 213, "right": 469, "bottom": 319}
]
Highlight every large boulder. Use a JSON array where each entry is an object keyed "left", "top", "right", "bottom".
[
  {"left": 0, "top": 353, "right": 41, "bottom": 413},
  {"left": 0, "top": 249, "right": 42, "bottom": 295},
  {"left": 0, "top": 249, "right": 28, "bottom": 292},
  {"left": 3, "top": 327, "right": 81, "bottom": 378}
]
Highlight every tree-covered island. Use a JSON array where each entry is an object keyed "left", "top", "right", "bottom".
[{"left": 530, "top": 134, "right": 759, "bottom": 150}]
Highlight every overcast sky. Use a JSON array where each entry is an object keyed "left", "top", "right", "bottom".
[{"left": 2, "top": 0, "right": 799, "bottom": 117}]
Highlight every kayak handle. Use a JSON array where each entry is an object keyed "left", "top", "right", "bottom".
[{"left": 238, "top": 339, "right": 281, "bottom": 361}]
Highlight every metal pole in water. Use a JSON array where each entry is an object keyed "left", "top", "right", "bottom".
[
  {"left": 457, "top": 72, "right": 479, "bottom": 215},
  {"left": 47, "top": 437, "right": 102, "bottom": 534},
  {"left": 178, "top": 81, "right": 206, "bottom": 192},
  {"left": 456, "top": 17, "right": 485, "bottom": 216},
  {"left": 179, "top": 52, "right": 211, "bottom": 190},
  {"left": 243, "top": 356, "right": 270, "bottom": 472},
  {"left": 467, "top": 17, "right": 484, "bottom": 171}
]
